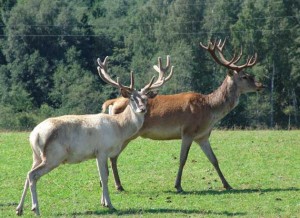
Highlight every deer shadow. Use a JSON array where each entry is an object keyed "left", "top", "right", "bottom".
[
  {"left": 169, "top": 187, "right": 300, "bottom": 196},
  {"left": 57, "top": 208, "right": 246, "bottom": 217}
]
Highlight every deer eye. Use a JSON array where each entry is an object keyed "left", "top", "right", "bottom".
[{"left": 241, "top": 75, "right": 248, "bottom": 80}]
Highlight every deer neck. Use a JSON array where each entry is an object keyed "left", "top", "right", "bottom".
[
  {"left": 208, "top": 75, "right": 241, "bottom": 120},
  {"left": 117, "top": 104, "right": 145, "bottom": 139}
]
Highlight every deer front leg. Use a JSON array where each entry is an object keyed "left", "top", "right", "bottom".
[
  {"left": 198, "top": 140, "right": 232, "bottom": 190},
  {"left": 96, "top": 156, "right": 114, "bottom": 210},
  {"left": 174, "top": 136, "right": 193, "bottom": 193}
]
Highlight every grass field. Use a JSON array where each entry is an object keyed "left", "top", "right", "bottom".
[{"left": 0, "top": 130, "right": 299, "bottom": 217}]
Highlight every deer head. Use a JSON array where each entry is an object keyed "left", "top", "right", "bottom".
[
  {"left": 97, "top": 56, "right": 173, "bottom": 113},
  {"left": 200, "top": 39, "right": 265, "bottom": 93}
]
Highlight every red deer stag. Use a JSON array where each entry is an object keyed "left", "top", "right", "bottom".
[
  {"left": 16, "top": 56, "right": 173, "bottom": 216},
  {"left": 102, "top": 40, "right": 265, "bottom": 193}
]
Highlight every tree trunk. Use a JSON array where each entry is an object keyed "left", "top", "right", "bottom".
[
  {"left": 292, "top": 89, "right": 298, "bottom": 126},
  {"left": 270, "top": 61, "right": 275, "bottom": 128}
]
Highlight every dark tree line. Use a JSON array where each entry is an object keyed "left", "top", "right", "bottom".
[{"left": 0, "top": 0, "right": 299, "bottom": 130}]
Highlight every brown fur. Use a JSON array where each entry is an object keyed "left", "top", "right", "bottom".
[{"left": 103, "top": 72, "right": 265, "bottom": 192}]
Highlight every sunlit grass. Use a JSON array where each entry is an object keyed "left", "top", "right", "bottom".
[{"left": 0, "top": 131, "right": 299, "bottom": 217}]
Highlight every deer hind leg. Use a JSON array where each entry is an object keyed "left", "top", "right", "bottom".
[
  {"left": 110, "top": 140, "right": 130, "bottom": 191},
  {"left": 27, "top": 159, "right": 59, "bottom": 216},
  {"left": 198, "top": 140, "right": 232, "bottom": 190},
  {"left": 16, "top": 153, "right": 42, "bottom": 216},
  {"left": 96, "top": 155, "right": 114, "bottom": 210},
  {"left": 110, "top": 156, "right": 124, "bottom": 191},
  {"left": 174, "top": 136, "right": 193, "bottom": 193}
]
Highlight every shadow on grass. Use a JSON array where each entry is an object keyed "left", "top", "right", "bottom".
[
  {"left": 0, "top": 202, "right": 18, "bottom": 207},
  {"left": 57, "top": 208, "right": 246, "bottom": 217},
  {"left": 164, "top": 187, "right": 300, "bottom": 195}
]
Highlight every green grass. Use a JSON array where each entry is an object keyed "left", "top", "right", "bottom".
[{"left": 1, "top": 131, "right": 299, "bottom": 217}]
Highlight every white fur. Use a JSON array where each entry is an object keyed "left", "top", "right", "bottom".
[{"left": 16, "top": 105, "right": 145, "bottom": 215}]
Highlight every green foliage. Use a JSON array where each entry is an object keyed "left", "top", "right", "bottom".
[
  {"left": 0, "top": 0, "right": 299, "bottom": 129},
  {"left": 1, "top": 131, "right": 299, "bottom": 217}
]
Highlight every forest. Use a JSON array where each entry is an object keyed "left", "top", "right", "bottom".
[{"left": 0, "top": 0, "right": 299, "bottom": 130}]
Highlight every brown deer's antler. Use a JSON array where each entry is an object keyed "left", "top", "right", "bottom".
[{"left": 200, "top": 39, "right": 257, "bottom": 72}]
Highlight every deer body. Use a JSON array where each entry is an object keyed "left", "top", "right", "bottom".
[
  {"left": 30, "top": 110, "right": 143, "bottom": 165},
  {"left": 16, "top": 56, "right": 173, "bottom": 216},
  {"left": 142, "top": 77, "right": 241, "bottom": 140},
  {"left": 104, "top": 40, "right": 265, "bottom": 192}
]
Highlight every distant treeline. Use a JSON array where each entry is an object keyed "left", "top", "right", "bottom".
[{"left": 0, "top": 0, "right": 299, "bottom": 130}]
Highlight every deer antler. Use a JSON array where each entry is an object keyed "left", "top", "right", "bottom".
[
  {"left": 97, "top": 56, "right": 134, "bottom": 92},
  {"left": 200, "top": 39, "right": 257, "bottom": 72},
  {"left": 141, "top": 56, "right": 174, "bottom": 93}
]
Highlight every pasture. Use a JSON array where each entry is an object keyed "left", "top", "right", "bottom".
[{"left": 0, "top": 130, "right": 299, "bottom": 217}]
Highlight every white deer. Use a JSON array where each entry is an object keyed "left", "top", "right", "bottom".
[{"left": 16, "top": 56, "right": 173, "bottom": 216}]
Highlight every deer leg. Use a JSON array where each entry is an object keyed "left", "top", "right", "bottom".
[
  {"left": 96, "top": 156, "right": 114, "bottom": 210},
  {"left": 198, "top": 140, "right": 232, "bottom": 190},
  {"left": 16, "top": 178, "right": 29, "bottom": 216},
  {"left": 16, "top": 154, "right": 42, "bottom": 216},
  {"left": 175, "top": 136, "right": 193, "bottom": 193},
  {"left": 27, "top": 161, "right": 57, "bottom": 216},
  {"left": 110, "top": 156, "right": 124, "bottom": 191},
  {"left": 110, "top": 140, "right": 131, "bottom": 191}
]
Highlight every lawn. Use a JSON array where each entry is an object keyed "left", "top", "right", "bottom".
[{"left": 0, "top": 131, "right": 299, "bottom": 217}]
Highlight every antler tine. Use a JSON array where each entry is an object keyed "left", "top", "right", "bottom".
[
  {"left": 140, "top": 76, "right": 156, "bottom": 93},
  {"left": 217, "top": 38, "right": 227, "bottom": 51},
  {"left": 200, "top": 39, "right": 215, "bottom": 50},
  {"left": 216, "top": 39, "right": 242, "bottom": 65},
  {"left": 115, "top": 71, "right": 135, "bottom": 92},
  {"left": 249, "top": 53, "right": 258, "bottom": 66},
  {"left": 237, "top": 53, "right": 257, "bottom": 68},
  {"left": 97, "top": 56, "right": 133, "bottom": 91},
  {"left": 97, "top": 56, "right": 108, "bottom": 69},
  {"left": 201, "top": 38, "right": 258, "bottom": 72},
  {"left": 166, "top": 55, "right": 171, "bottom": 68},
  {"left": 231, "top": 47, "right": 243, "bottom": 65},
  {"left": 152, "top": 55, "right": 173, "bottom": 84},
  {"left": 211, "top": 40, "right": 217, "bottom": 50},
  {"left": 150, "top": 65, "right": 174, "bottom": 90},
  {"left": 164, "top": 65, "right": 174, "bottom": 81},
  {"left": 199, "top": 41, "right": 208, "bottom": 49},
  {"left": 156, "top": 57, "right": 164, "bottom": 81},
  {"left": 141, "top": 55, "right": 174, "bottom": 93},
  {"left": 97, "top": 57, "right": 119, "bottom": 88},
  {"left": 129, "top": 71, "right": 134, "bottom": 89}
]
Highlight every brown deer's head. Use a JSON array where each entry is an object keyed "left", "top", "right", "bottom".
[{"left": 200, "top": 39, "right": 265, "bottom": 94}]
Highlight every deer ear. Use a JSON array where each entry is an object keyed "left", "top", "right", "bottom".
[
  {"left": 227, "top": 70, "right": 234, "bottom": 77},
  {"left": 146, "top": 90, "right": 158, "bottom": 98},
  {"left": 120, "top": 89, "right": 131, "bottom": 98}
]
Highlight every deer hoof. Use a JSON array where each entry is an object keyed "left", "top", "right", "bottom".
[
  {"left": 31, "top": 206, "right": 40, "bottom": 216},
  {"left": 175, "top": 186, "right": 184, "bottom": 193},
  {"left": 117, "top": 186, "right": 125, "bottom": 192},
  {"left": 16, "top": 207, "right": 23, "bottom": 216},
  {"left": 224, "top": 184, "right": 233, "bottom": 190}
]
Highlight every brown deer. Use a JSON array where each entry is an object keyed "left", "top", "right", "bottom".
[
  {"left": 102, "top": 39, "right": 265, "bottom": 193},
  {"left": 15, "top": 56, "right": 173, "bottom": 216}
]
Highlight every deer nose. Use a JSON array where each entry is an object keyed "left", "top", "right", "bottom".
[
  {"left": 140, "top": 106, "right": 146, "bottom": 113},
  {"left": 136, "top": 105, "right": 146, "bottom": 113},
  {"left": 256, "top": 83, "right": 267, "bottom": 91}
]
